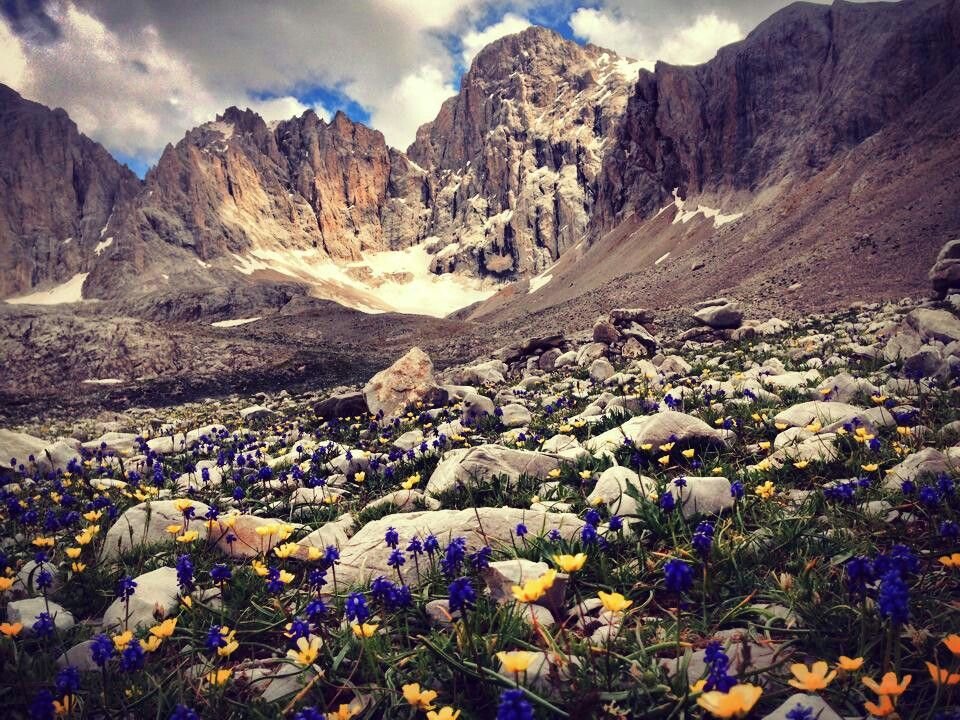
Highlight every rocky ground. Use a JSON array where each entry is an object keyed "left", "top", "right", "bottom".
[{"left": 1, "top": 244, "right": 959, "bottom": 719}]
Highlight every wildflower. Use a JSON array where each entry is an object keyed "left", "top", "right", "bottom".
[
  {"left": 274, "top": 542, "right": 298, "bottom": 559},
  {"left": 704, "top": 642, "right": 736, "bottom": 692},
  {"left": 426, "top": 709, "right": 460, "bottom": 720},
  {"left": 287, "top": 635, "right": 322, "bottom": 665},
  {"left": 402, "top": 683, "right": 439, "bottom": 711},
  {"left": 877, "top": 569, "right": 910, "bottom": 623},
  {"left": 353, "top": 471, "right": 365, "bottom": 483},
  {"left": 496, "top": 688, "right": 534, "bottom": 720},
  {"left": 169, "top": 705, "right": 200, "bottom": 720},
  {"left": 150, "top": 618, "right": 177, "bottom": 639},
  {"left": 785, "top": 705, "right": 814, "bottom": 720},
  {"left": 71, "top": 562, "right": 86, "bottom": 573},
  {"left": 33, "top": 612, "right": 56, "bottom": 638},
  {"left": 497, "top": 650, "right": 535, "bottom": 673},
  {"left": 65, "top": 547, "right": 81, "bottom": 559},
  {"left": 944, "top": 634, "right": 960, "bottom": 656},
  {"left": 788, "top": 661, "right": 837, "bottom": 691},
  {"left": 664, "top": 558, "right": 694, "bottom": 593},
  {"left": 351, "top": 622, "right": 378, "bottom": 638},
  {"left": 597, "top": 591, "right": 632, "bottom": 613},
  {"left": 0, "top": 622, "right": 23, "bottom": 637},
  {"left": 401, "top": 474, "right": 421, "bottom": 490},
  {"left": 387, "top": 549, "right": 405, "bottom": 569},
  {"left": 205, "top": 668, "right": 232, "bottom": 686},
  {"left": 511, "top": 570, "right": 556, "bottom": 603},
  {"left": 552, "top": 553, "right": 587, "bottom": 573},
  {"left": 31, "top": 689, "right": 55, "bottom": 720},
  {"left": 116, "top": 575, "right": 137, "bottom": 599},
  {"left": 384, "top": 526, "right": 400, "bottom": 548},
  {"left": 837, "top": 656, "right": 864, "bottom": 671},
  {"left": 90, "top": 633, "right": 115, "bottom": 666},
  {"left": 696, "top": 684, "right": 762, "bottom": 718},
  {"left": 210, "top": 564, "right": 232, "bottom": 584},
  {"left": 861, "top": 463, "right": 879, "bottom": 472},
  {"left": 176, "top": 530, "right": 199, "bottom": 543},
  {"left": 141, "top": 635, "right": 162, "bottom": 652},
  {"left": 120, "top": 641, "right": 146, "bottom": 672},
  {"left": 448, "top": 577, "right": 476, "bottom": 613},
  {"left": 862, "top": 672, "right": 911, "bottom": 697},
  {"left": 939, "top": 553, "right": 960, "bottom": 569},
  {"left": 325, "top": 704, "right": 361, "bottom": 720},
  {"left": 345, "top": 592, "right": 370, "bottom": 623},
  {"left": 55, "top": 666, "right": 81, "bottom": 696},
  {"left": 926, "top": 662, "right": 960, "bottom": 686},
  {"left": 692, "top": 521, "right": 715, "bottom": 560},
  {"left": 754, "top": 481, "right": 775, "bottom": 499},
  {"left": 862, "top": 695, "right": 896, "bottom": 717}
]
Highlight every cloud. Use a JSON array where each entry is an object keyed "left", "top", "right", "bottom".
[
  {"left": 0, "top": 18, "right": 29, "bottom": 87},
  {"left": 461, "top": 12, "right": 532, "bottom": 65},
  {"left": 570, "top": 7, "right": 743, "bottom": 68},
  {"left": 367, "top": 65, "right": 455, "bottom": 150}
]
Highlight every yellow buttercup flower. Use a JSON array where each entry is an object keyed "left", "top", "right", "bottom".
[
  {"left": 681, "top": 448, "right": 696, "bottom": 459},
  {"left": 166, "top": 524, "right": 183, "bottom": 535},
  {"left": 837, "top": 656, "right": 864, "bottom": 671},
  {"left": 205, "top": 668, "right": 232, "bottom": 686},
  {"left": 112, "top": 630, "right": 134, "bottom": 651},
  {"left": 255, "top": 523, "right": 281, "bottom": 537},
  {"left": 863, "top": 694, "right": 896, "bottom": 717},
  {"left": 788, "top": 661, "right": 836, "bottom": 691},
  {"left": 597, "top": 591, "right": 632, "bottom": 613},
  {"left": 696, "top": 684, "right": 762, "bottom": 718},
  {"left": 306, "top": 547, "right": 323, "bottom": 562},
  {"left": 754, "top": 481, "right": 776, "bottom": 499},
  {"left": 0, "top": 622, "right": 23, "bottom": 636},
  {"left": 552, "top": 553, "right": 587, "bottom": 573},
  {"left": 926, "top": 662, "right": 960, "bottom": 686},
  {"left": 496, "top": 650, "right": 535, "bottom": 673},
  {"left": 860, "top": 463, "right": 879, "bottom": 472},
  {"left": 758, "top": 441, "right": 771, "bottom": 450},
  {"left": 793, "top": 460, "right": 809, "bottom": 469},
  {"left": 326, "top": 704, "right": 360, "bottom": 720},
  {"left": 150, "top": 618, "right": 177, "bottom": 639},
  {"left": 173, "top": 499, "right": 194, "bottom": 513},
  {"left": 351, "top": 622, "right": 378, "bottom": 638},
  {"left": 287, "top": 635, "right": 322, "bottom": 665},
  {"left": 938, "top": 553, "right": 960, "bottom": 569},
  {"left": 426, "top": 708, "right": 460, "bottom": 720},
  {"left": 71, "top": 562, "right": 86, "bottom": 573},
  {"left": 140, "top": 635, "right": 162, "bottom": 652},
  {"left": 402, "top": 683, "right": 438, "bottom": 710},
  {"left": 658, "top": 455, "right": 671, "bottom": 466},
  {"left": 547, "top": 468, "right": 561, "bottom": 479},
  {"left": 273, "top": 542, "right": 298, "bottom": 559},
  {"left": 66, "top": 547, "right": 82, "bottom": 559},
  {"left": 176, "top": 530, "right": 199, "bottom": 543},
  {"left": 578, "top": 470, "right": 592, "bottom": 479},
  {"left": 511, "top": 569, "right": 556, "bottom": 603},
  {"left": 0, "top": 577, "right": 15, "bottom": 592},
  {"left": 862, "top": 671, "right": 911, "bottom": 697},
  {"left": 942, "top": 634, "right": 960, "bottom": 656},
  {"left": 354, "top": 471, "right": 366, "bottom": 483},
  {"left": 278, "top": 569, "right": 295, "bottom": 584},
  {"left": 401, "top": 473, "right": 421, "bottom": 490}
]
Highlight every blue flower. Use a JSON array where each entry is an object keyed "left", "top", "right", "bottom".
[
  {"left": 470, "top": 545, "right": 493, "bottom": 570},
  {"left": 169, "top": 705, "right": 200, "bottom": 720},
  {"left": 581, "top": 523, "right": 599, "bottom": 545},
  {"left": 291, "top": 708, "right": 325, "bottom": 720},
  {"left": 424, "top": 534, "right": 441, "bottom": 555},
  {"left": 845, "top": 556, "right": 875, "bottom": 597},
  {"left": 384, "top": 526, "right": 400, "bottom": 548},
  {"left": 323, "top": 546, "right": 340, "bottom": 566},
  {"left": 286, "top": 617, "right": 311, "bottom": 640},
  {"left": 56, "top": 666, "right": 81, "bottom": 695},
  {"left": 609, "top": 515, "right": 623, "bottom": 532},
  {"left": 584, "top": 509, "right": 601, "bottom": 527},
  {"left": 210, "top": 563, "right": 232, "bottom": 584},
  {"left": 515, "top": 523, "right": 528, "bottom": 537},
  {"left": 877, "top": 568, "right": 909, "bottom": 624},
  {"left": 730, "top": 481, "right": 744, "bottom": 499},
  {"left": 692, "top": 521, "right": 714, "bottom": 560},
  {"left": 205, "top": 624, "right": 228, "bottom": 651},
  {"left": 120, "top": 641, "right": 146, "bottom": 672},
  {"left": 36, "top": 567, "right": 53, "bottom": 591},
  {"left": 344, "top": 592, "right": 370, "bottom": 623},
  {"left": 305, "top": 598, "right": 327, "bottom": 619},
  {"left": 663, "top": 558, "right": 694, "bottom": 594},
  {"left": 919, "top": 486, "right": 940, "bottom": 507},
  {"left": 29, "top": 689, "right": 55, "bottom": 720},
  {"left": 940, "top": 520, "right": 959, "bottom": 540},
  {"left": 704, "top": 641, "right": 735, "bottom": 692},
  {"left": 32, "top": 611, "right": 56, "bottom": 638},
  {"left": 90, "top": 633, "right": 115, "bottom": 666},
  {"left": 116, "top": 575, "right": 137, "bottom": 599},
  {"left": 497, "top": 688, "right": 534, "bottom": 720},
  {"left": 659, "top": 492, "right": 675, "bottom": 512},
  {"left": 406, "top": 537, "right": 423, "bottom": 556},
  {"left": 441, "top": 537, "right": 468, "bottom": 576},
  {"left": 176, "top": 554, "right": 195, "bottom": 592},
  {"left": 448, "top": 576, "right": 476, "bottom": 613},
  {"left": 785, "top": 704, "right": 815, "bottom": 720},
  {"left": 387, "top": 549, "right": 406, "bottom": 569}
]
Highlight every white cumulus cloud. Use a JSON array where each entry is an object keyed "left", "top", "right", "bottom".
[
  {"left": 367, "top": 65, "right": 455, "bottom": 150},
  {"left": 461, "top": 12, "right": 532, "bottom": 65}
]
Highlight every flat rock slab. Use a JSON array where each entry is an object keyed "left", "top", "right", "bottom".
[{"left": 426, "top": 444, "right": 563, "bottom": 496}]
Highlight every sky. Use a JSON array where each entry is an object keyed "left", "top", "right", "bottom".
[{"left": 1, "top": 0, "right": 827, "bottom": 177}]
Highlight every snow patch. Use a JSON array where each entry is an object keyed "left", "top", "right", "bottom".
[
  {"left": 62, "top": 237, "right": 73, "bottom": 245},
  {"left": 671, "top": 189, "right": 744, "bottom": 229},
  {"left": 654, "top": 252, "right": 670, "bottom": 266},
  {"left": 211, "top": 317, "right": 262, "bottom": 328},
  {"left": 232, "top": 245, "right": 496, "bottom": 318},
  {"left": 6, "top": 273, "right": 88, "bottom": 305},
  {"left": 196, "top": 258, "right": 210, "bottom": 268},
  {"left": 94, "top": 237, "right": 113, "bottom": 256},
  {"left": 528, "top": 273, "right": 553, "bottom": 294},
  {"left": 82, "top": 378, "right": 122, "bottom": 385}
]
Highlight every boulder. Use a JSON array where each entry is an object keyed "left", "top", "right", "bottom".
[
  {"left": 499, "top": 403, "right": 533, "bottom": 428},
  {"left": 448, "top": 359, "right": 507, "bottom": 386},
  {"left": 589, "top": 357, "right": 615, "bottom": 382},
  {"left": 773, "top": 401, "right": 866, "bottom": 428},
  {"left": 363, "top": 347, "right": 439, "bottom": 419},
  {"left": 240, "top": 405, "right": 276, "bottom": 423},
  {"left": 7, "top": 597, "right": 74, "bottom": 634},
  {"left": 0, "top": 430, "right": 81, "bottom": 473},
  {"left": 82, "top": 432, "right": 140, "bottom": 456},
  {"left": 883, "top": 447, "right": 957, "bottom": 490},
  {"left": 213, "top": 515, "right": 301, "bottom": 559},
  {"left": 295, "top": 514, "right": 355, "bottom": 557},
  {"left": 426, "top": 444, "right": 563, "bottom": 496},
  {"left": 101, "top": 566, "right": 179, "bottom": 631},
  {"left": 592, "top": 318, "right": 621, "bottom": 344},
  {"left": 461, "top": 391, "right": 495, "bottom": 422},
  {"left": 929, "top": 239, "right": 960, "bottom": 298},
  {"left": 336, "top": 507, "right": 583, "bottom": 588},
  {"left": 315, "top": 391, "right": 369, "bottom": 419},
  {"left": 586, "top": 466, "right": 654, "bottom": 516},
  {"left": 693, "top": 301, "right": 743, "bottom": 329},
  {"left": 905, "top": 308, "right": 960, "bottom": 344},
  {"left": 101, "top": 499, "right": 212, "bottom": 561},
  {"left": 669, "top": 476, "right": 734, "bottom": 518}
]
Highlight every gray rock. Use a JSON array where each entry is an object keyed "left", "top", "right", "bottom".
[
  {"left": 499, "top": 403, "right": 533, "bottom": 428},
  {"left": 314, "top": 391, "right": 368, "bottom": 419},
  {"left": 592, "top": 318, "right": 621, "bottom": 344},
  {"left": 576, "top": 342, "right": 608, "bottom": 366},
  {"left": 101, "top": 499, "right": 212, "bottom": 561},
  {"left": 363, "top": 347, "right": 439, "bottom": 419},
  {"left": 669, "top": 476, "right": 734, "bottom": 518},
  {"left": 693, "top": 302, "right": 743, "bottom": 329},
  {"left": 905, "top": 308, "right": 960, "bottom": 344},
  {"left": 426, "top": 444, "right": 562, "bottom": 496},
  {"left": 461, "top": 391, "right": 496, "bottom": 422},
  {"left": 7, "top": 597, "right": 74, "bottom": 634},
  {"left": 102, "top": 566, "right": 180, "bottom": 631},
  {"left": 538, "top": 348, "right": 562, "bottom": 371},
  {"left": 589, "top": 357, "right": 615, "bottom": 382},
  {"left": 240, "top": 404, "right": 276, "bottom": 422}
]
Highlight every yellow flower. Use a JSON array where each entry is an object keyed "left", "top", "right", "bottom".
[
  {"left": 682, "top": 448, "right": 696, "bottom": 459},
  {"left": 754, "top": 481, "right": 775, "bottom": 499},
  {"left": 0, "top": 622, "right": 23, "bottom": 636},
  {"left": 639, "top": 443, "right": 653, "bottom": 451},
  {"left": 660, "top": 442, "right": 675, "bottom": 452},
  {"left": 287, "top": 635, "right": 322, "bottom": 665},
  {"left": 401, "top": 473, "right": 421, "bottom": 490},
  {"left": 278, "top": 569, "right": 295, "bottom": 584},
  {"left": 496, "top": 650, "right": 535, "bottom": 673},
  {"left": 255, "top": 523, "right": 280, "bottom": 537},
  {"left": 205, "top": 668, "right": 232, "bottom": 686},
  {"left": 273, "top": 542, "right": 299, "bottom": 559},
  {"left": 32, "top": 536, "right": 55, "bottom": 548},
  {"left": 927, "top": 662, "right": 960, "bottom": 686},
  {"left": 66, "top": 547, "right": 82, "bottom": 559},
  {"left": 326, "top": 704, "right": 360, "bottom": 720},
  {"left": 943, "top": 634, "right": 960, "bottom": 656},
  {"left": 788, "top": 661, "right": 836, "bottom": 691},
  {"left": 173, "top": 499, "right": 195, "bottom": 513},
  {"left": 597, "top": 591, "right": 633, "bottom": 613},
  {"left": 579, "top": 470, "right": 593, "bottom": 479},
  {"left": 511, "top": 570, "right": 556, "bottom": 603},
  {"left": 793, "top": 460, "right": 809, "bottom": 469},
  {"left": 176, "top": 530, "right": 199, "bottom": 543},
  {"left": 402, "top": 683, "right": 439, "bottom": 710},
  {"left": 166, "top": 524, "right": 183, "bottom": 535},
  {"left": 837, "top": 656, "right": 864, "bottom": 671},
  {"left": 306, "top": 547, "right": 323, "bottom": 562},
  {"left": 860, "top": 463, "right": 879, "bottom": 472},
  {"left": 140, "top": 635, "right": 162, "bottom": 652},
  {"left": 354, "top": 471, "right": 366, "bottom": 483},
  {"left": 871, "top": 394, "right": 888, "bottom": 405},
  {"left": 426, "top": 708, "right": 460, "bottom": 720},
  {"left": 251, "top": 560, "right": 269, "bottom": 576},
  {"left": 547, "top": 468, "right": 561, "bottom": 479},
  {"left": 0, "top": 577, "right": 15, "bottom": 592},
  {"left": 775, "top": 422, "right": 788, "bottom": 430},
  {"left": 758, "top": 441, "right": 771, "bottom": 450},
  {"left": 658, "top": 455, "right": 671, "bottom": 466},
  {"left": 696, "top": 684, "right": 762, "bottom": 718},
  {"left": 112, "top": 630, "right": 134, "bottom": 651},
  {"left": 806, "top": 420, "right": 822, "bottom": 433},
  {"left": 863, "top": 694, "right": 896, "bottom": 717},
  {"left": 938, "top": 553, "right": 960, "bottom": 569},
  {"left": 53, "top": 695, "right": 76, "bottom": 717},
  {"left": 150, "top": 618, "right": 177, "bottom": 639},
  {"left": 558, "top": 424, "right": 573, "bottom": 433},
  {"left": 862, "top": 672, "right": 911, "bottom": 696},
  {"left": 71, "top": 562, "right": 86, "bottom": 573},
  {"left": 351, "top": 622, "right": 378, "bottom": 638},
  {"left": 217, "top": 639, "right": 239, "bottom": 657},
  {"left": 83, "top": 510, "right": 102, "bottom": 522},
  {"left": 552, "top": 553, "right": 587, "bottom": 573}
]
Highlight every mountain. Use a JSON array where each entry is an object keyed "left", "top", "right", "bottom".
[
  {"left": 0, "top": 85, "right": 140, "bottom": 298},
  {"left": 464, "top": 0, "right": 960, "bottom": 325}
]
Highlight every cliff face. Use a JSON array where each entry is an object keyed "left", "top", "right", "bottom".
[
  {"left": 409, "top": 26, "right": 638, "bottom": 278},
  {"left": 0, "top": 85, "right": 141, "bottom": 297},
  {"left": 594, "top": 0, "right": 960, "bottom": 229}
]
